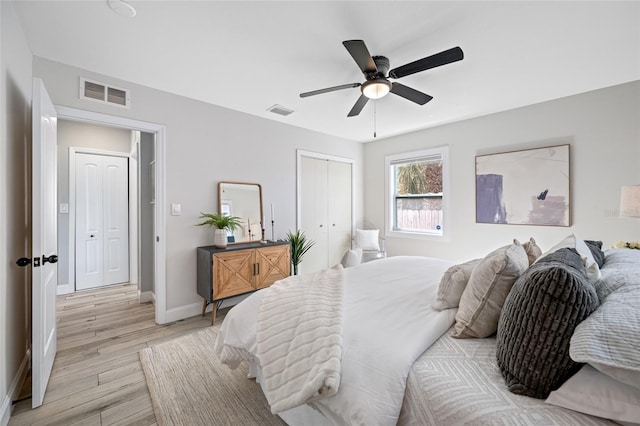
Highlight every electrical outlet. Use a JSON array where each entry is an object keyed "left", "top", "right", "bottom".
[{"left": 171, "top": 203, "right": 181, "bottom": 216}]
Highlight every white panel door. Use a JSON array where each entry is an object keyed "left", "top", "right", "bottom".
[
  {"left": 327, "top": 160, "right": 352, "bottom": 267},
  {"left": 76, "top": 154, "right": 103, "bottom": 289},
  {"left": 76, "top": 153, "right": 129, "bottom": 290},
  {"left": 32, "top": 78, "right": 58, "bottom": 408},
  {"left": 299, "top": 156, "right": 328, "bottom": 274},
  {"left": 103, "top": 156, "right": 129, "bottom": 285}
]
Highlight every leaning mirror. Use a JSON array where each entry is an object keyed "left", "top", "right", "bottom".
[{"left": 218, "top": 182, "right": 263, "bottom": 243}]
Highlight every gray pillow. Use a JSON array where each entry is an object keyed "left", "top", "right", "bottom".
[
  {"left": 496, "top": 248, "right": 600, "bottom": 399},
  {"left": 584, "top": 240, "right": 605, "bottom": 268}
]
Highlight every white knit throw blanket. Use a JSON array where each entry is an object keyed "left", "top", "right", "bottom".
[{"left": 256, "top": 265, "right": 344, "bottom": 414}]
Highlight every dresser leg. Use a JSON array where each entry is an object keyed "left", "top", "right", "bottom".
[
  {"left": 211, "top": 304, "right": 217, "bottom": 325},
  {"left": 202, "top": 299, "right": 208, "bottom": 317}
]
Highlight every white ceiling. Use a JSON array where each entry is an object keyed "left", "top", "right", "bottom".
[{"left": 13, "top": 1, "right": 640, "bottom": 142}]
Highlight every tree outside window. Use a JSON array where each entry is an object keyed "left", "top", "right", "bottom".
[{"left": 387, "top": 147, "right": 448, "bottom": 237}]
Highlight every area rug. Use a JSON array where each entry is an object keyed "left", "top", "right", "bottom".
[{"left": 139, "top": 327, "right": 286, "bottom": 426}]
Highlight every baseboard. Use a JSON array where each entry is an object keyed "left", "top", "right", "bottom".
[
  {"left": 56, "top": 283, "right": 74, "bottom": 295},
  {"left": 162, "top": 295, "right": 249, "bottom": 324},
  {"left": 0, "top": 350, "right": 30, "bottom": 426},
  {"left": 138, "top": 290, "right": 154, "bottom": 304},
  {"left": 0, "top": 393, "right": 10, "bottom": 426},
  {"left": 163, "top": 301, "right": 204, "bottom": 323}
]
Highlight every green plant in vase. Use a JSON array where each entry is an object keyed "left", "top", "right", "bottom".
[
  {"left": 197, "top": 213, "right": 242, "bottom": 248},
  {"left": 286, "top": 229, "right": 315, "bottom": 275}
]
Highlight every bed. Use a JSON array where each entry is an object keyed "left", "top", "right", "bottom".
[{"left": 214, "top": 241, "right": 640, "bottom": 426}]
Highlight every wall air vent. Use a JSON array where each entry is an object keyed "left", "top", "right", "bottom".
[
  {"left": 267, "top": 104, "right": 294, "bottom": 116},
  {"left": 80, "top": 78, "right": 130, "bottom": 109}
]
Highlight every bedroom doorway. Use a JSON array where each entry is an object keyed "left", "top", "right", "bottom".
[{"left": 56, "top": 106, "right": 168, "bottom": 323}]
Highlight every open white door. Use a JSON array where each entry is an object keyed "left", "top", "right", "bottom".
[{"left": 32, "top": 78, "right": 58, "bottom": 408}]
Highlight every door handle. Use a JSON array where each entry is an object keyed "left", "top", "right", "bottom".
[
  {"left": 42, "top": 254, "right": 58, "bottom": 264},
  {"left": 16, "top": 257, "right": 32, "bottom": 267}
]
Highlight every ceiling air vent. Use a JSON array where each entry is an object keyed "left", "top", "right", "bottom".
[
  {"left": 80, "top": 78, "right": 130, "bottom": 109},
  {"left": 267, "top": 104, "right": 294, "bottom": 116}
]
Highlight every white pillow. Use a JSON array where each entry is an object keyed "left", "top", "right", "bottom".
[
  {"left": 538, "top": 234, "right": 601, "bottom": 282},
  {"left": 546, "top": 364, "right": 640, "bottom": 425},
  {"left": 340, "top": 248, "right": 362, "bottom": 268},
  {"left": 355, "top": 229, "right": 380, "bottom": 251},
  {"left": 432, "top": 258, "right": 482, "bottom": 311}
]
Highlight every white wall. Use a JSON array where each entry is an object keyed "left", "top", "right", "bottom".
[
  {"left": 57, "top": 120, "right": 131, "bottom": 290},
  {"left": 0, "top": 2, "right": 32, "bottom": 424},
  {"left": 33, "top": 57, "right": 364, "bottom": 314},
  {"left": 364, "top": 81, "right": 640, "bottom": 263}
]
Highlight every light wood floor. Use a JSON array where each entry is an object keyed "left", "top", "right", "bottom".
[{"left": 9, "top": 283, "right": 223, "bottom": 426}]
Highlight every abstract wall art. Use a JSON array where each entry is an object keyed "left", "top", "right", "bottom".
[{"left": 475, "top": 144, "right": 570, "bottom": 226}]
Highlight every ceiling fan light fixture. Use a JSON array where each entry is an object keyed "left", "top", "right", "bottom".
[{"left": 361, "top": 79, "right": 391, "bottom": 99}]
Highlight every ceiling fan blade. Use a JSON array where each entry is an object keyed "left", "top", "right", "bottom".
[
  {"left": 300, "top": 83, "right": 361, "bottom": 98},
  {"left": 389, "top": 46, "right": 464, "bottom": 79},
  {"left": 343, "top": 40, "right": 378, "bottom": 74},
  {"left": 390, "top": 83, "right": 433, "bottom": 105},
  {"left": 347, "top": 95, "right": 369, "bottom": 117}
]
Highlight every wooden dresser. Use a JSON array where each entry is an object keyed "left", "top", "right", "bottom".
[{"left": 197, "top": 241, "right": 291, "bottom": 324}]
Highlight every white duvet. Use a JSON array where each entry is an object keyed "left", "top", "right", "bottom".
[{"left": 215, "top": 256, "right": 457, "bottom": 426}]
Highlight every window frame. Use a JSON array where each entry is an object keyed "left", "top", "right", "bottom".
[{"left": 384, "top": 146, "right": 450, "bottom": 241}]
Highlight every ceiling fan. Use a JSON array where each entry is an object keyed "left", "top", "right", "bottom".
[{"left": 300, "top": 40, "right": 464, "bottom": 117}]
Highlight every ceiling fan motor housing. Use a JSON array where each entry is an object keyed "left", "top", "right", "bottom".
[{"left": 371, "top": 55, "right": 390, "bottom": 79}]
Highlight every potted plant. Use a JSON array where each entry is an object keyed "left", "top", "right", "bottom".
[
  {"left": 197, "top": 212, "right": 242, "bottom": 248},
  {"left": 286, "top": 229, "right": 315, "bottom": 275}
]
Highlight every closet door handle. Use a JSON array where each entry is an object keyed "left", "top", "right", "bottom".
[{"left": 43, "top": 254, "right": 58, "bottom": 264}]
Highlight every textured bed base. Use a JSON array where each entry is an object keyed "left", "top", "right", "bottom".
[{"left": 399, "top": 327, "right": 616, "bottom": 425}]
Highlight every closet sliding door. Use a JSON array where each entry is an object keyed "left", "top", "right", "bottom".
[{"left": 298, "top": 152, "right": 353, "bottom": 274}]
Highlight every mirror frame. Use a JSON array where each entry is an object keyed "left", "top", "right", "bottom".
[{"left": 218, "top": 181, "right": 264, "bottom": 244}]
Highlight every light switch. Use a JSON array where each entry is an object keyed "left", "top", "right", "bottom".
[
  {"left": 59, "top": 203, "right": 69, "bottom": 214},
  {"left": 171, "top": 203, "right": 181, "bottom": 216}
]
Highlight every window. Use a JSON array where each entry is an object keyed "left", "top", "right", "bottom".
[{"left": 385, "top": 146, "right": 449, "bottom": 238}]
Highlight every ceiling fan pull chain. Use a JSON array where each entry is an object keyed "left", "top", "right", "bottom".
[{"left": 373, "top": 100, "right": 377, "bottom": 138}]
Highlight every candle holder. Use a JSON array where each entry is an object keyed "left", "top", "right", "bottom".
[{"left": 271, "top": 220, "right": 276, "bottom": 242}]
